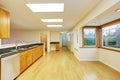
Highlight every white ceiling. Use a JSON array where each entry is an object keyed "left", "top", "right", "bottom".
[
  {"left": 86, "top": 2, "right": 120, "bottom": 26},
  {"left": 0, "top": 0, "right": 100, "bottom": 31}
]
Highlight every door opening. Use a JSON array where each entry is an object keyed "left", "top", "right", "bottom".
[{"left": 41, "top": 33, "right": 47, "bottom": 51}]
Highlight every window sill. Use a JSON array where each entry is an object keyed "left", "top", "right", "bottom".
[
  {"left": 80, "top": 46, "right": 97, "bottom": 48},
  {"left": 100, "top": 47, "right": 120, "bottom": 52}
]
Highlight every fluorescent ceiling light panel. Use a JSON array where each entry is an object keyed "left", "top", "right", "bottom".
[
  {"left": 47, "top": 25, "right": 63, "bottom": 27},
  {"left": 26, "top": 3, "right": 64, "bottom": 12},
  {"left": 41, "top": 19, "right": 63, "bottom": 22}
]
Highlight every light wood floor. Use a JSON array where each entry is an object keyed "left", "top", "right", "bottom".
[{"left": 16, "top": 47, "right": 120, "bottom": 80}]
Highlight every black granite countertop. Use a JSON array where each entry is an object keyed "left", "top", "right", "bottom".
[
  {"left": 50, "top": 42, "right": 60, "bottom": 44},
  {"left": 0, "top": 43, "right": 43, "bottom": 58}
]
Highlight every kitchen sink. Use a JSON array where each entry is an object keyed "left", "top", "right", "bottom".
[
  {"left": 18, "top": 47, "right": 28, "bottom": 50},
  {"left": 10, "top": 47, "right": 28, "bottom": 52},
  {"left": 10, "top": 49, "right": 18, "bottom": 52}
]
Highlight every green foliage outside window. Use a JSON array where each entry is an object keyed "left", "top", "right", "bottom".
[
  {"left": 84, "top": 28, "right": 96, "bottom": 46},
  {"left": 84, "top": 38, "right": 95, "bottom": 45},
  {"left": 102, "top": 24, "right": 120, "bottom": 49}
]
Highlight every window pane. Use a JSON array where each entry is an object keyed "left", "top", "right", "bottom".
[
  {"left": 76, "top": 29, "right": 79, "bottom": 43},
  {"left": 84, "top": 28, "right": 96, "bottom": 46},
  {"left": 102, "top": 24, "right": 120, "bottom": 49}
]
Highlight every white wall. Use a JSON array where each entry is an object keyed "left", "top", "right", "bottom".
[
  {"left": 73, "top": 48, "right": 98, "bottom": 61},
  {"left": 66, "top": 33, "right": 71, "bottom": 50},
  {"left": 60, "top": 34, "right": 62, "bottom": 47},
  {"left": 2, "top": 29, "right": 41, "bottom": 44},
  {"left": 79, "top": 27, "right": 83, "bottom": 47},
  {"left": 0, "top": 29, "right": 41, "bottom": 49},
  {"left": 79, "top": 48, "right": 98, "bottom": 61},
  {"left": 98, "top": 49, "right": 120, "bottom": 72},
  {"left": 50, "top": 31, "right": 60, "bottom": 51},
  {"left": 61, "top": 33, "right": 67, "bottom": 46},
  {"left": 50, "top": 32, "right": 60, "bottom": 42},
  {"left": 70, "top": 32, "right": 74, "bottom": 52},
  {"left": 71, "top": 28, "right": 80, "bottom": 60}
]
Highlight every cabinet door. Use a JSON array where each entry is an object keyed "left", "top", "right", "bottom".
[
  {"left": 40, "top": 46, "right": 43, "bottom": 56},
  {"left": 32, "top": 48, "right": 38, "bottom": 62},
  {"left": 20, "top": 51, "right": 27, "bottom": 73},
  {"left": 56, "top": 44, "right": 60, "bottom": 51},
  {"left": 37, "top": 46, "right": 41, "bottom": 58},
  {"left": 26, "top": 50, "right": 33, "bottom": 67},
  {"left": 0, "top": 8, "right": 10, "bottom": 38},
  {"left": 37, "top": 46, "right": 43, "bottom": 58},
  {"left": 36, "top": 47, "right": 40, "bottom": 60},
  {"left": 32, "top": 46, "right": 41, "bottom": 62}
]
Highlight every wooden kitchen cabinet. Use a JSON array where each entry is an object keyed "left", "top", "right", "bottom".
[
  {"left": 50, "top": 42, "right": 60, "bottom": 51},
  {"left": 39, "top": 46, "right": 43, "bottom": 57},
  {"left": 56, "top": 44, "right": 60, "bottom": 51},
  {"left": 20, "top": 51, "right": 27, "bottom": 73},
  {"left": 32, "top": 48, "right": 38, "bottom": 62},
  {"left": 32, "top": 46, "right": 43, "bottom": 62},
  {"left": 36, "top": 47, "right": 40, "bottom": 60},
  {"left": 36, "top": 46, "right": 43, "bottom": 58},
  {"left": 38, "top": 46, "right": 43, "bottom": 57},
  {"left": 20, "top": 45, "right": 43, "bottom": 73},
  {"left": 26, "top": 50, "right": 33, "bottom": 67},
  {"left": 0, "top": 8, "right": 10, "bottom": 38}
]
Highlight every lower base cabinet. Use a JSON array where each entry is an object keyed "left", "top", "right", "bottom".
[
  {"left": 56, "top": 44, "right": 60, "bottom": 51},
  {"left": 20, "top": 51, "right": 27, "bottom": 73},
  {"left": 26, "top": 50, "right": 33, "bottom": 67},
  {"left": 20, "top": 45, "right": 43, "bottom": 73}
]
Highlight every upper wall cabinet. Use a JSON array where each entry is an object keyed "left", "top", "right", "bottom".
[{"left": 0, "top": 8, "right": 10, "bottom": 38}]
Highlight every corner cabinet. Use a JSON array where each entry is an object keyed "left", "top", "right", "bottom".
[{"left": 0, "top": 8, "right": 10, "bottom": 38}]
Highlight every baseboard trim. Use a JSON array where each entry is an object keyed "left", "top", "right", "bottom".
[
  {"left": 99, "top": 59, "right": 120, "bottom": 72},
  {"left": 80, "top": 59, "right": 98, "bottom": 61}
]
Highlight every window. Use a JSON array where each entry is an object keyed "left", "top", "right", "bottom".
[
  {"left": 102, "top": 24, "right": 120, "bottom": 49},
  {"left": 84, "top": 28, "right": 96, "bottom": 47},
  {"left": 76, "top": 29, "right": 79, "bottom": 44},
  {"left": 67, "top": 33, "right": 70, "bottom": 41}
]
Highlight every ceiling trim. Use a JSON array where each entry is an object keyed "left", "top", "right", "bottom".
[
  {"left": 100, "top": 18, "right": 120, "bottom": 27},
  {"left": 84, "top": 18, "right": 120, "bottom": 27}
]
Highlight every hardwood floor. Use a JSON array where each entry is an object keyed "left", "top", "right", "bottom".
[{"left": 16, "top": 47, "right": 120, "bottom": 80}]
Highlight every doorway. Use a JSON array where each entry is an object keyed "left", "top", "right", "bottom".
[
  {"left": 41, "top": 33, "right": 47, "bottom": 51},
  {"left": 61, "top": 33, "right": 67, "bottom": 47}
]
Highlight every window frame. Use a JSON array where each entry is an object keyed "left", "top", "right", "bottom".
[
  {"left": 82, "top": 27, "right": 98, "bottom": 48},
  {"left": 100, "top": 19, "right": 120, "bottom": 52},
  {"left": 81, "top": 19, "right": 120, "bottom": 52}
]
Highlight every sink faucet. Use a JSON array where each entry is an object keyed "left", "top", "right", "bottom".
[{"left": 15, "top": 40, "right": 23, "bottom": 50}]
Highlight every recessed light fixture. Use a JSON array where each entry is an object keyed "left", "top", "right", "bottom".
[
  {"left": 41, "top": 19, "right": 63, "bottom": 22},
  {"left": 47, "top": 25, "right": 63, "bottom": 27},
  {"left": 116, "top": 9, "right": 120, "bottom": 12},
  {"left": 26, "top": 3, "right": 64, "bottom": 12}
]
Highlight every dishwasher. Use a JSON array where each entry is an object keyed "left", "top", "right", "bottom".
[{"left": 1, "top": 53, "right": 20, "bottom": 80}]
